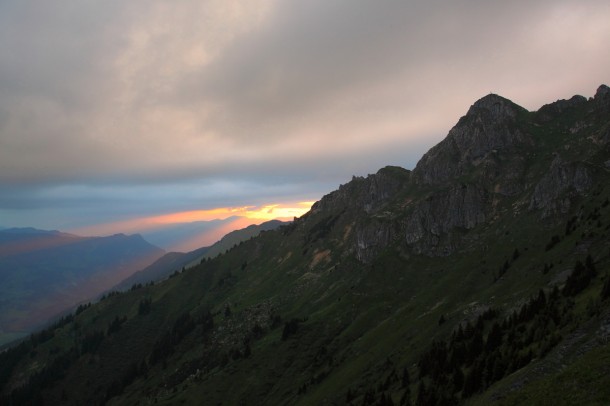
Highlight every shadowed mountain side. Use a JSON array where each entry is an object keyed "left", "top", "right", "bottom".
[
  {"left": 186, "top": 219, "right": 288, "bottom": 266},
  {"left": 115, "top": 220, "right": 288, "bottom": 290},
  {"left": 113, "top": 247, "right": 210, "bottom": 292}
]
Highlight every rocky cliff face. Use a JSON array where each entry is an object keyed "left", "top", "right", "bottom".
[
  {"left": 307, "top": 85, "right": 610, "bottom": 261},
  {"left": 310, "top": 166, "right": 410, "bottom": 215},
  {"left": 412, "top": 94, "right": 530, "bottom": 185},
  {"left": 401, "top": 183, "right": 490, "bottom": 255},
  {"left": 529, "top": 157, "right": 593, "bottom": 218}
]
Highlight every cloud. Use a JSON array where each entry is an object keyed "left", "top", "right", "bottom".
[
  {"left": 180, "top": 1, "right": 610, "bottom": 141},
  {"left": 0, "top": 0, "right": 609, "bottom": 232}
]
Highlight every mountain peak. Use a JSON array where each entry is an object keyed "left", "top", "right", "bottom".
[
  {"left": 466, "top": 93, "right": 526, "bottom": 122},
  {"left": 413, "top": 92, "right": 528, "bottom": 184},
  {"left": 595, "top": 84, "right": 609, "bottom": 98},
  {"left": 471, "top": 92, "right": 510, "bottom": 107},
  {"left": 593, "top": 84, "right": 610, "bottom": 112}
]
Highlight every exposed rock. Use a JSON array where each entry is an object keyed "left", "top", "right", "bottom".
[
  {"left": 311, "top": 166, "right": 409, "bottom": 214},
  {"left": 529, "top": 156, "right": 593, "bottom": 218},
  {"left": 591, "top": 84, "right": 610, "bottom": 117},
  {"left": 402, "top": 183, "right": 489, "bottom": 255},
  {"left": 309, "top": 85, "right": 608, "bottom": 262},
  {"left": 596, "top": 84, "right": 610, "bottom": 98},
  {"left": 352, "top": 182, "right": 491, "bottom": 260},
  {"left": 413, "top": 94, "right": 529, "bottom": 185},
  {"left": 537, "top": 95, "right": 587, "bottom": 122},
  {"left": 355, "top": 220, "right": 394, "bottom": 262}
]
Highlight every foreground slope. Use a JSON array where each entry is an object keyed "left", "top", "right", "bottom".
[{"left": 1, "top": 86, "right": 609, "bottom": 405}]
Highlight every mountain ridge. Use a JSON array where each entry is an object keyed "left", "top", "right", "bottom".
[
  {"left": 307, "top": 84, "right": 609, "bottom": 259},
  {"left": 1, "top": 85, "right": 609, "bottom": 405},
  {"left": 114, "top": 220, "right": 286, "bottom": 291}
]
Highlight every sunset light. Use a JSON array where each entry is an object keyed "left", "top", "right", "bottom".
[
  {"left": 146, "top": 201, "right": 312, "bottom": 226},
  {"left": 243, "top": 202, "right": 315, "bottom": 221},
  {"left": 149, "top": 201, "right": 315, "bottom": 224},
  {"left": 70, "top": 201, "right": 314, "bottom": 243}
]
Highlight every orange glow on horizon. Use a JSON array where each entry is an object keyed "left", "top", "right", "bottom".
[
  {"left": 70, "top": 201, "right": 315, "bottom": 240},
  {"left": 147, "top": 206, "right": 255, "bottom": 225},
  {"left": 243, "top": 201, "right": 316, "bottom": 221}
]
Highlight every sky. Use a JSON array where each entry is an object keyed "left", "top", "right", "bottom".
[{"left": 1, "top": 0, "right": 609, "bottom": 249}]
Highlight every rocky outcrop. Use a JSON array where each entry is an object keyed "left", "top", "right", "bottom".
[
  {"left": 308, "top": 86, "right": 609, "bottom": 263},
  {"left": 529, "top": 156, "right": 593, "bottom": 218},
  {"left": 311, "top": 166, "right": 409, "bottom": 215},
  {"left": 593, "top": 84, "right": 610, "bottom": 113},
  {"left": 413, "top": 94, "right": 529, "bottom": 185},
  {"left": 537, "top": 95, "right": 587, "bottom": 122},
  {"left": 403, "top": 184, "right": 488, "bottom": 248},
  {"left": 354, "top": 182, "right": 491, "bottom": 260},
  {"left": 355, "top": 220, "right": 394, "bottom": 262}
]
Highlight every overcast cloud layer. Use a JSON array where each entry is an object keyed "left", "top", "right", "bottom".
[{"left": 1, "top": 0, "right": 609, "bottom": 233}]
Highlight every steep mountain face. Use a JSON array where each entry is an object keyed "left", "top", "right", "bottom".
[
  {"left": 313, "top": 85, "right": 609, "bottom": 258},
  {"left": 0, "top": 229, "right": 164, "bottom": 344},
  {"left": 413, "top": 94, "right": 530, "bottom": 185},
  {"left": 1, "top": 86, "right": 609, "bottom": 406}
]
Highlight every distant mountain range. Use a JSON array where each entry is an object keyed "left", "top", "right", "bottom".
[
  {"left": 0, "top": 228, "right": 164, "bottom": 345},
  {"left": 0, "top": 220, "right": 288, "bottom": 346}
]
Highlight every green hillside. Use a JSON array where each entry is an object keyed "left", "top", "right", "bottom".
[
  {"left": 114, "top": 220, "right": 287, "bottom": 291},
  {"left": 1, "top": 85, "right": 609, "bottom": 405}
]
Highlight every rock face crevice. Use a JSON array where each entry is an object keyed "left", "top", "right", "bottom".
[
  {"left": 306, "top": 85, "right": 610, "bottom": 262},
  {"left": 529, "top": 156, "right": 593, "bottom": 218},
  {"left": 402, "top": 184, "right": 489, "bottom": 254}
]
